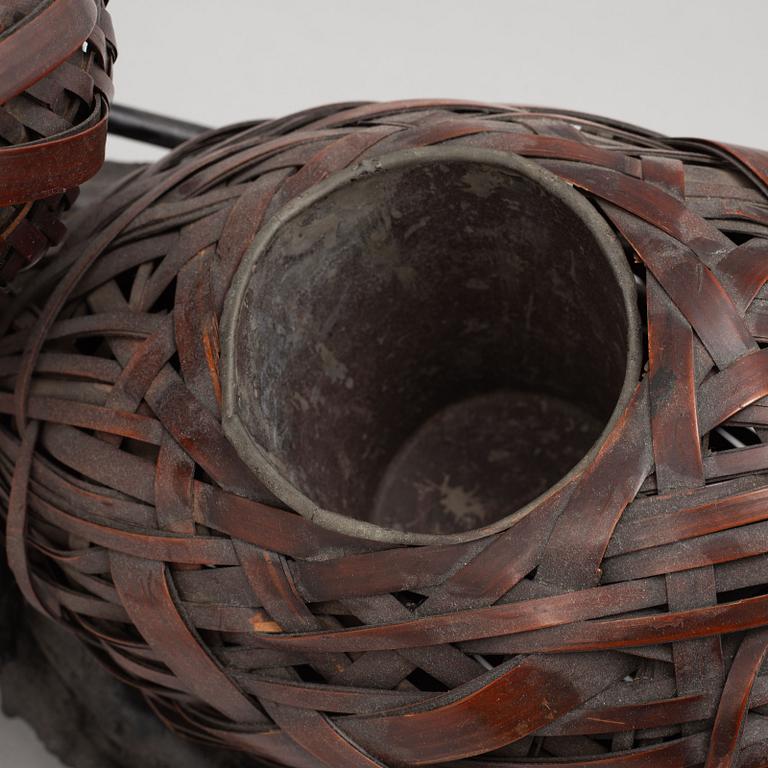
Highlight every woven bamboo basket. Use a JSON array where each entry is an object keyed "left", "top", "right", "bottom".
[
  {"left": 4, "top": 100, "right": 768, "bottom": 768},
  {"left": 0, "top": 0, "right": 116, "bottom": 288}
]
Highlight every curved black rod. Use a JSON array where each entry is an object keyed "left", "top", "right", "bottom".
[{"left": 108, "top": 104, "right": 209, "bottom": 148}]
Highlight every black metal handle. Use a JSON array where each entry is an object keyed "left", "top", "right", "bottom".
[{"left": 108, "top": 104, "right": 209, "bottom": 148}]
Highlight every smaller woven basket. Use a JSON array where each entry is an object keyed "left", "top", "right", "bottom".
[{"left": 0, "top": 0, "right": 116, "bottom": 288}]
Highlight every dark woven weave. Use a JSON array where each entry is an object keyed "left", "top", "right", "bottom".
[
  {"left": 3, "top": 101, "right": 768, "bottom": 768},
  {"left": 0, "top": 0, "right": 116, "bottom": 287}
]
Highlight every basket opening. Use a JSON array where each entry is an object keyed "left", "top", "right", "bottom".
[{"left": 224, "top": 150, "right": 638, "bottom": 538}]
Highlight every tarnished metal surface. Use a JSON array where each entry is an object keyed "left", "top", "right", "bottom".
[
  {"left": 3, "top": 100, "right": 768, "bottom": 767},
  {"left": 221, "top": 146, "right": 640, "bottom": 543}
]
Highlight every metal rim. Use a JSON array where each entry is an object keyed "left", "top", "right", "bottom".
[{"left": 220, "top": 145, "right": 642, "bottom": 546}]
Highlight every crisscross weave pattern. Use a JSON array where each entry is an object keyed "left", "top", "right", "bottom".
[
  {"left": 0, "top": 0, "right": 116, "bottom": 287},
  {"left": 3, "top": 101, "right": 768, "bottom": 767}
]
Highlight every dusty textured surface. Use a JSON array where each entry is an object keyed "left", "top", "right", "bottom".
[{"left": 372, "top": 390, "right": 603, "bottom": 534}]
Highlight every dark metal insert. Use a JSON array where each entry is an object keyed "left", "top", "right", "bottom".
[{"left": 222, "top": 147, "right": 640, "bottom": 543}]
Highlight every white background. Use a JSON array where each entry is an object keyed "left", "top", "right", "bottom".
[
  {"left": 103, "top": 0, "right": 768, "bottom": 163},
  {"left": 2, "top": 0, "right": 767, "bottom": 764}
]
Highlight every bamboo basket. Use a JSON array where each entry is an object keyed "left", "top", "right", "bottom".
[{"left": 4, "top": 100, "right": 768, "bottom": 768}]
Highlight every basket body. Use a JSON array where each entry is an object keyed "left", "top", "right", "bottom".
[{"left": 3, "top": 101, "right": 768, "bottom": 768}]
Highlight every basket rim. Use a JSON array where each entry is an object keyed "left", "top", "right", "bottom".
[{"left": 220, "top": 144, "right": 643, "bottom": 545}]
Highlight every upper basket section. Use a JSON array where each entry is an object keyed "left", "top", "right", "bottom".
[
  {"left": 221, "top": 145, "right": 642, "bottom": 544},
  {"left": 6, "top": 100, "right": 768, "bottom": 767},
  {"left": 0, "top": 0, "right": 116, "bottom": 287}
]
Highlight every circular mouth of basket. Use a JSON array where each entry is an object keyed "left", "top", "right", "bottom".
[{"left": 221, "top": 146, "right": 642, "bottom": 545}]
